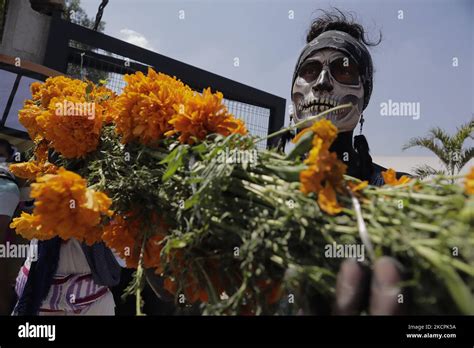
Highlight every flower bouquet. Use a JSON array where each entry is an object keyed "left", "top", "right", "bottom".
[{"left": 9, "top": 68, "right": 474, "bottom": 315}]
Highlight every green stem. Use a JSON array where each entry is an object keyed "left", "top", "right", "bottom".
[
  {"left": 253, "top": 103, "right": 353, "bottom": 144},
  {"left": 366, "top": 190, "right": 449, "bottom": 202},
  {"left": 136, "top": 234, "right": 148, "bottom": 316}
]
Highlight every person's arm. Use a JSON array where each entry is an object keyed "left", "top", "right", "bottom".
[{"left": 0, "top": 179, "right": 21, "bottom": 314}]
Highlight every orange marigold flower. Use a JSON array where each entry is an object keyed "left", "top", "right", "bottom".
[
  {"left": 299, "top": 119, "right": 346, "bottom": 215},
  {"left": 465, "top": 167, "right": 474, "bottom": 195},
  {"left": 301, "top": 151, "right": 347, "bottom": 193},
  {"left": 382, "top": 168, "right": 411, "bottom": 186},
  {"left": 18, "top": 76, "right": 114, "bottom": 158},
  {"left": 9, "top": 140, "right": 58, "bottom": 180},
  {"left": 293, "top": 119, "right": 338, "bottom": 146},
  {"left": 291, "top": 128, "right": 311, "bottom": 144},
  {"left": 310, "top": 118, "right": 338, "bottom": 145},
  {"left": 113, "top": 68, "right": 193, "bottom": 144},
  {"left": 102, "top": 213, "right": 141, "bottom": 268},
  {"left": 10, "top": 168, "right": 113, "bottom": 245},
  {"left": 166, "top": 88, "right": 248, "bottom": 144},
  {"left": 347, "top": 180, "right": 369, "bottom": 193},
  {"left": 102, "top": 211, "right": 168, "bottom": 269},
  {"left": 9, "top": 161, "right": 58, "bottom": 181},
  {"left": 318, "top": 182, "right": 343, "bottom": 215}
]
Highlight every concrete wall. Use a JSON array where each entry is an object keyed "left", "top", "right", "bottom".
[{"left": 0, "top": 0, "right": 51, "bottom": 64}]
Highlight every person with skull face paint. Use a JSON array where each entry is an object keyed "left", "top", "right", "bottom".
[{"left": 289, "top": 10, "right": 407, "bottom": 315}]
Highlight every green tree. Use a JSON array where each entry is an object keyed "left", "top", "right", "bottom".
[
  {"left": 63, "top": 0, "right": 105, "bottom": 31},
  {"left": 403, "top": 118, "right": 474, "bottom": 179},
  {"left": 62, "top": 0, "right": 108, "bottom": 84}
]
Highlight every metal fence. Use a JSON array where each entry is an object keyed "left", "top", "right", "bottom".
[{"left": 44, "top": 14, "right": 285, "bottom": 148}]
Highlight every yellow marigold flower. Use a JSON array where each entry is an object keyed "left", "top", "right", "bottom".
[
  {"left": 166, "top": 88, "right": 248, "bottom": 144},
  {"left": 9, "top": 161, "right": 58, "bottom": 181},
  {"left": 9, "top": 140, "right": 58, "bottom": 180},
  {"left": 18, "top": 76, "right": 115, "bottom": 158},
  {"left": 113, "top": 68, "right": 193, "bottom": 144},
  {"left": 465, "top": 167, "right": 474, "bottom": 195},
  {"left": 310, "top": 118, "right": 338, "bottom": 145},
  {"left": 347, "top": 180, "right": 369, "bottom": 193},
  {"left": 299, "top": 119, "right": 346, "bottom": 215},
  {"left": 382, "top": 168, "right": 411, "bottom": 186},
  {"left": 102, "top": 212, "right": 168, "bottom": 269},
  {"left": 292, "top": 128, "right": 310, "bottom": 144},
  {"left": 300, "top": 165, "right": 325, "bottom": 194},
  {"left": 299, "top": 152, "right": 346, "bottom": 215},
  {"left": 318, "top": 182, "right": 343, "bottom": 215},
  {"left": 303, "top": 149, "right": 347, "bottom": 190},
  {"left": 10, "top": 168, "right": 113, "bottom": 245},
  {"left": 292, "top": 119, "right": 338, "bottom": 146},
  {"left": 102, "top": 213, "right": 141, "bottom": 268}
]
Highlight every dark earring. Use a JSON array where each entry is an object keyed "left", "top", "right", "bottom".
[{"left": 359, "top": 114, "right": 365, "bottom": 135}]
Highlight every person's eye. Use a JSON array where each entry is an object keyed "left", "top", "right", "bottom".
[
  {"left": 299, "top": 62, "right": 322, "bottom": 82},
  {"left": 330, "top": 58, "right": 359, "bottom": 85}
]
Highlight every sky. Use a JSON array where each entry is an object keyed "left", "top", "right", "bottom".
[{"left": 78, "top": 0, "right": 472, "bottom": 156}]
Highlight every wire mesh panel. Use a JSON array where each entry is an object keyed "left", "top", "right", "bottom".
[
  {"left": 222, "top": 100, "right": 270, "bottom": 147},
  {"left": 44, "top": 17, "right": 285, "bottom": 148},
  {"left": 66, "top": 42, "right": 271, "bottom": 147}
]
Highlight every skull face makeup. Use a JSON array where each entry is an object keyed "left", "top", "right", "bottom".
[
  {"left": 291, "top": 30, "right": 374, "bottom": 133},
  {"left": 292, "top": 48, "right": 364, "bottom": 132}
]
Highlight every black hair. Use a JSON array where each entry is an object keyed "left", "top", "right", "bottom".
[
  {"left": 0, "top": 139, "right": 14, "bottom": 158},
  {"left": 306, "top": 8, "right": 381, "bottom": 47}
]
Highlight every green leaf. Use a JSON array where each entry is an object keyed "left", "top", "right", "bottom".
[
  {"left": 160, "top": 145, "right": 188, "bottom": 182},
  {"left": 265, "top": 164, "right": 307, "bottom": 182},
  {"left": 286, "top": 130, "right": 314, "bottom": 161},
  {"left": 415, "top": 245, "right": 474, "bottom": 314},
  {"left": 85, "top": 82, "right": 94, "bottom": 95}
]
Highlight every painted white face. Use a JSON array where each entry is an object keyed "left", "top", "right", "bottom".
[{"left": 292, "top": 48, "right": 364, "bottom": 132}]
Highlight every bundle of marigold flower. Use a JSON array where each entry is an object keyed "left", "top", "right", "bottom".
[
  {"left": 9, "top": 71, "right": 473, "bottom": 317},
  {"left": 144, "top": 125, "right": 473, "bottom": 315}
]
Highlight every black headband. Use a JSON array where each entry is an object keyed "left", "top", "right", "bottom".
[{"left": 292, "top": 30, "right": 373, "bottom": 110}]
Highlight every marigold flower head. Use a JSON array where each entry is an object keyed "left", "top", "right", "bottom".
[
  {"left": 10, "top": 168, "right": 113, "bottom": 245},
  {"left": 113, "top": 68, "right": 193, "bottom": 145},
  {"left": 18, "top": 76, "right": 115, "bottom": 158},
  {"left": 299, "top": 119, "right": 346, "bottom": 215},
  {"left": 166, "top": 88, "right": 248, "bottom": 144},
  {"left": 347, "top": 180, "right": 368, "bottom": 193},
  {"left": 9, "top": 161, "right": 58, "bottom": 181},
  {"left": 465, "top": 167, "right": 474, "bottom": 195},
  {"left": 382, "top": 168, "right": 411, "bottom": 186},
  {"left": 102, "top": 211, "right": 168, "bottom": 269},
  {"left": 292, "top": 118, "right": 338, "bottom": 148},
  {"left": 317, "top": 182, "right": 343, "bottom": 215},
  {"left": 9, "top": 140, "right": 58, "bottom": 180}
]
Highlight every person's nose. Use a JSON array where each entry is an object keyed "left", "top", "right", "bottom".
[{"left": 313, "top": 69, "right": 333, "bottom": 93}]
